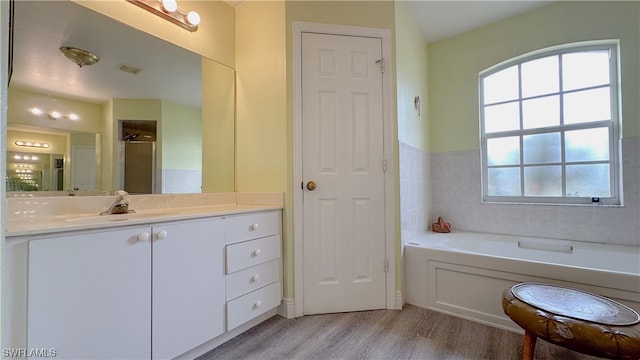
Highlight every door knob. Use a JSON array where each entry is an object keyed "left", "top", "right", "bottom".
[{"left": 306, "top": 181, "right": 317, "bottom": 191}]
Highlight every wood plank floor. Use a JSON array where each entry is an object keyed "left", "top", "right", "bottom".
[{"left": 198, "top": 305, "right": 599, "bottom": 360}]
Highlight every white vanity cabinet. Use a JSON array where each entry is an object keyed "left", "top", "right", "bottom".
[
  {"left": 224, "top": 211, "right": 282, "bottom": 331},
  {"left": 28, "top": 226, "right": 153, "bottom": 359},
  {"left": 151, "top": 218, "right": 226, "bottom": 359},
  {"left": 12, "top": 208, "right": 283, "bottom": 360},
  {"left": 27, "top": 218, "right": 226, "bottom": 360}
]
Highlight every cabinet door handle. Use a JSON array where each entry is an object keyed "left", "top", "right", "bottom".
[
  {"left": 250, "top": 223, "right": 259, "bottom": 231},
  {"left": 252, "top": 249, "right": 261, "bottom": 257},
  {"left": 137, "top": 232, "right": 150, "bottom": 242},
  {"left": 254, "top": 300, "right": 262, "bottom": 309},
  {"left": 156, "top": 230, "right": 168, "bottom": 240},
  {"left": 251, "top": 274, "right": 260, "bottom": 283}
]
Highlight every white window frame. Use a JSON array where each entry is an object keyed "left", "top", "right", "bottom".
[{"left": 479, "top": 40, "right": 622, "bottom": 206}]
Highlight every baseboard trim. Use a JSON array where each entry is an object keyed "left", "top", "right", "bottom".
[
  {"left": 395, "top": 290, "right": 404, "bottom": 310},
  {"left": 279, "top": 297, "right": 296, "bottom": 319}
]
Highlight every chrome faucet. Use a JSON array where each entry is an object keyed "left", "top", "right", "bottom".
[{"left": 101, "top": 190, "right": 132, "bottom": 215}]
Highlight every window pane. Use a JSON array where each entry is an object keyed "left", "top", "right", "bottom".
[
  {"left": 565, "top": 127, "right": 609, "bottom": 162},
  {"left": 521, "top": 55, "right": 559, "bottom": 97},
  {"left": 566, "top": 164, "right": 610, "bottom": 197},
  {"left": 563, "top": 51, "right": 610, "bottom": 91},
  {"left": 487, "top": 136, "right": 520, "bottom": 166},
  {"left": 564, "top": 87, "right": 611, "bottom": 124},
  {"left": 487, "top": 167, "right": 521, "bottom": 196},
  {"left": 523, "top": 133, "right": 560, "bottom": 164},
  {"left": 524, "top": 166, "right": 562, "bottom": 196},
  {"left": 522, "top": 95, "right": 560, "bottom": 129},
  {"left": 483, "top": 66, "right": 519, "bottom": 104},
  {"left": 484, "top": 102, "right": 519, "bottom": 133}
]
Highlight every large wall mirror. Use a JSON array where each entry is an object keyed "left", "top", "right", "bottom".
[{"left": 7, "top": 0, "right": 235, "bottom": 195}]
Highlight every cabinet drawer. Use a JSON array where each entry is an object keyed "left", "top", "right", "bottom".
[
  {"left": 226, "top": 259, "right": 280, "bottom": 301},
  {"left": 226, "top": 235, "right": 281, "bottom": 274},
  {"left": 226, "top": 282, "right": 281, "bottom": 331},
  {"left": 226, "top": 211, "right": 281, "bottom": 245}
]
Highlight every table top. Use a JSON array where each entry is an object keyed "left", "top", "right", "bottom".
[{"left": 512, "top": 283, "right": 640, "bottom": 326}]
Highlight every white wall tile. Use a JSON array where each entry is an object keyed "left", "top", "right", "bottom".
[{"left": 426, "top": 137, "right": 640, "bottom": 246}]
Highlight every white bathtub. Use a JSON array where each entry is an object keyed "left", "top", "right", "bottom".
[{"left": 403, "top": 231, "right": 640, "bottom": 333}]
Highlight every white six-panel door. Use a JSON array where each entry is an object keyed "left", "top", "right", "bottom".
[{"left": 301, "top": 32, "right": 387, "bottom": 314}]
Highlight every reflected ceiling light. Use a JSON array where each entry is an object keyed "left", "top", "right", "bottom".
[
  {"left": 59, "top": 47, "right": 100, "bottom": 67},
  {"left": 15, "top": 141, "right": 50, "bottom": 149},
  {"left": 30, "top": 104, "right": 79, "bottom": 121},
  {"left": 127, "top": 0, "right": 200, "bottom": 32},
  {"left": 14, "top": 155, "right": 39, "bottom": 161}
]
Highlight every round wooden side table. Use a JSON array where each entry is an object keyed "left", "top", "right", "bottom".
[{"left": 502, "top": 283, "right": 640, "bottom": 360}]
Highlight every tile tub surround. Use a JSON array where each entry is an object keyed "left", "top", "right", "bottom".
[
  {"left": 399, "top": 142, "right": 431, "bottom": 235},
  {"left": 5, "top": 192, "right": 284, "bottom": 235},
  {"left": 158, "top": 169, "right": 203, "bottom": 194},
  {"left": 430, "top": 137, "right": 640, "bottom": 246}
]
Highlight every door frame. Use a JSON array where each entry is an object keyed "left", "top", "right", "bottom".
[{"left": 292, "top": 21, "right": 397, "bottom": 317}]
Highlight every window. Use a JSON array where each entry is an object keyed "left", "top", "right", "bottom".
[{"left": 479, "top": 41, "right": 621, "bottom": 205}]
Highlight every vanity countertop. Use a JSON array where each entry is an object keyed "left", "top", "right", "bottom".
[{"left": 5, "top": 193, "right": 283, "bottom": 237}]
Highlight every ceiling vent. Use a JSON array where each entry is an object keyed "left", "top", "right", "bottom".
[{"left": 119, "top": 64, "right": 142, "bottom": 75}]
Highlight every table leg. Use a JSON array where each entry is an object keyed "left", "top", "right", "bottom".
[{"left": 523, "top": 331, "right": 537, "bottom": 360}]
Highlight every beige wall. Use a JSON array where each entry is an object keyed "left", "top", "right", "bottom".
[
  {"left": 160, "top": 100, "right": 201, "bottom": 171},
  {"left": 236, "top": 1, "right": 287, "bottom": 193},
  {"left": 395, "top": 2, "right": 429, "bottom": 151},
  {"left": 428, "top": 1, "right": 640, "bottom": 153}
]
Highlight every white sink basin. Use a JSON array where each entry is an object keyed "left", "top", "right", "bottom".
[{"left": 64, "top": 210, "right": 180, "bottom": 224}]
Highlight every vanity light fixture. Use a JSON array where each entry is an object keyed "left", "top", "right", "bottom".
[
  {"left": 15, "top": 141, "right": 51, "bottom": 149},
  {"left": 127, "top": 0, "right": 200, "bottom": 32},
  {"left": 59, "top": 47, "right": 100, "bottom": 67}
]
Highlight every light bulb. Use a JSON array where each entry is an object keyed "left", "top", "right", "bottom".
[
  {"left": 31, "top": 108, "right": 43, "bottom": 115},
  {"left": 162, "top": 0, "right": 177, "bottom": 12},
  {"left": 15, "top": 141, "right": 24, "bottom": 146},
  {"left": 69, "top": 113, "right": 79, "bottom": 121},
  {"left": 186, "top": 11, "right": 200, "bottom": 26},
  {"left": 50, "top": 111, "right": 61, "bottom": 119}
]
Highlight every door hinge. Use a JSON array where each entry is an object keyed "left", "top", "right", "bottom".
[
  {"left": 384, "top": 258, "right": 389, "bottom": 272},
  {"left": 383, "top": 159, "right": 388, "bottom": 172},
  {"left": 376, "top": 58, "right": 385, "bottom": 73}
]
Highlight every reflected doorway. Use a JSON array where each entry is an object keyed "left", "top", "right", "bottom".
[{"left": 119, "top": 120, "right": 157, "bottom": 194}]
